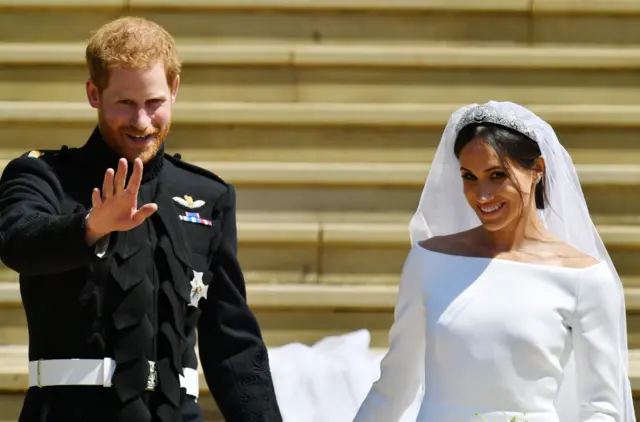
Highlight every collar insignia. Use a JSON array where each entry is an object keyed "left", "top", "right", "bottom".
[{"left": 173, "top": 195, "right": 205, "bottom": 210}]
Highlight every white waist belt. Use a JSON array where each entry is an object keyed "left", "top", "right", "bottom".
[{"left": 28, "top": 358, "right": 199, "bottom": 399}]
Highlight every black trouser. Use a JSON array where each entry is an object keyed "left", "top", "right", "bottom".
[
  {"left": 19, "top": 387, "right": 204, "bottom": 422},
  {"left": 181, "top": 396, "right": 204, "bottom": 422}
]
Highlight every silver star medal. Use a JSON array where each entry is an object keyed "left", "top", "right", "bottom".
[{"left": 189, "top": 271, "right": 209, "bottom": 308}]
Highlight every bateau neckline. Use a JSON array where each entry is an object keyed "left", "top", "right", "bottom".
[{"left": 414, "top": 245, "right": 607, "bottom": 272}]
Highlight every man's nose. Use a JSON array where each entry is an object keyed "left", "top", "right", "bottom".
[{"left": 130, "top": 108, "right": 151, "bottom": 129}]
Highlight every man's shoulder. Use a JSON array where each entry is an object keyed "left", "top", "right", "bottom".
[
  {"left": 163, "top": 153, "right": 231, "bottom": 197},
  {"left": 18, "top": 145, "right": 82, "bottom": 162},
  {"left": 16, "top": 148, "right": 64, "bottom": 163},
  {"left": 3, "top": 147, "right": 75, "bottom": 177}
]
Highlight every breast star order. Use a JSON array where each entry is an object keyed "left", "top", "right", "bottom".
[{"left": 189, "top": 271, "right": 209, "bottom": 308}]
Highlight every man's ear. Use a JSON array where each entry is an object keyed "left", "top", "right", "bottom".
[
  {"left": 170, "top": 75, "right": 180, "bottom": 104},
  {"left": 86, "top": 79, "right": 100, "bottom": 109}
]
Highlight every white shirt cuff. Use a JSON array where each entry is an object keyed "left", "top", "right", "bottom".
[{"left": 95, "top": 234, "right": 110, "bottom": 258}]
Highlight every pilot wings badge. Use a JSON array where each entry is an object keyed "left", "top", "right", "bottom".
[{"left": 173, "top": 195, "right": 205, "bottom": 210}]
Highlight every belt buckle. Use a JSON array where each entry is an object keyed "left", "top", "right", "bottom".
[{"left": 146, "top": 361, "right": 157, "bottom": 391}]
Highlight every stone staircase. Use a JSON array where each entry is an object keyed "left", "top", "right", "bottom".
[{"left": 1, "top": 0, "right": 640, "bottom": 419}]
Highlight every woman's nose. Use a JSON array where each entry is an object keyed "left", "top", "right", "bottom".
[{"left": 476, "top": 184, "right": 495, "bottom": 202}]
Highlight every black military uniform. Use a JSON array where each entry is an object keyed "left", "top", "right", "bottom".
[{"left": 0, "top": 128, "right": 283, "bottom": 422}]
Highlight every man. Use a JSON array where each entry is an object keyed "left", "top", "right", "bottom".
[{"left": 0, "top": 17, "right": 282, "bottom": 422}]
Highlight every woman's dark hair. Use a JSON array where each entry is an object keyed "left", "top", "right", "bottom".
[{"left": 454, "top": 123, "right": 546, "bottom": 210}]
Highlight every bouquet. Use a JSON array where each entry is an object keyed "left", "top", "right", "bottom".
[{"left": 475, "top": 412, "right": 527, "bottom": 422}]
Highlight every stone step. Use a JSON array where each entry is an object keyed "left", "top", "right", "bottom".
[
  {"left": 2, "top": 101, "right": 640, "bottom": 127},
  {"left": 1, "top": 126, "right": 640, "bottom": 166},
  {"left": 0, "top": 207, "right": 639, "bottom": 281},
  {"left": 2, "top": 287, "right": 640, "bottom": 419},
  {"left": 4, "top": 148, "right": 640, "bottom": 167},
  {"left": 532, "top": 0, "right": 640, "bottom": 14},
  {"left": 8, "top": 43, "right": 640, "bottom": 69},
  {"left": 0, "top": 0, "right": 532, "bottom": 12},
  {"left": 0, "top": 281, "right": 401, "bottom": 309},
  {"left": 0, "top": 283, "right": 397, "bottom": 346},
  {"left": 3, "top": 145, "right": 640, "bottom": 166},
  {"left": 4, "top": 44, "right": 640, "bottom": 105},
  {"left": 1, "top": 349, "right": 640, "bottom": 422},
  {"left": 4, "top": 0, "right": 640, "bottom": 13},
  {"left": 0, "top": 282, "right": 640, "bottom": 347},
  {"left": 5, "top": 281, "right": 640, "bottom": 311},
  {"left": 2, "top": 214, "right": 640, "bottom": 285},
  {"left": 1, "top": 102, "right": 640, "bottom": 166},
  {"left": 4, "top": 263, "right": 640, "bottom": 288},
  {"left": 2, "top": 1, "right": 640, "bottom": 46},
  {"left": 1, "top": 157, "right": 639, "bottom": 217}
]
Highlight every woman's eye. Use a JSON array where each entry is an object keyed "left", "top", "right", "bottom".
[
  {"left": 491, "top": 171, "right": 507, "bottom": 179},
  {"left": 462, "top": 173, "right": 476, "bottom": 181}
]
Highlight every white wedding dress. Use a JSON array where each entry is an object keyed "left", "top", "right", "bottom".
[
  {"left": 258, "top": 101, "right": 633, "bottom": 421},
  {"left": 352, "top": 246, "right": 626, "bottom": 422}
]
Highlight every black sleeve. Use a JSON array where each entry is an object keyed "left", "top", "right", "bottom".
[
  {"left": 0, "top": 156, "right": 111, "bottom": 275},
  {"left": 197, "top": 184, "right": 282, "bottom": 421}
]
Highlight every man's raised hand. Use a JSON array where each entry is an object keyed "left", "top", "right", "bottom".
[{"left": 85, "top": 158, "right": 158, "bottom": 245}]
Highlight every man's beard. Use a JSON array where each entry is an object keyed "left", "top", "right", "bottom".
[{"left": 98, "top": 115, "right": 170, "bottom": 164}]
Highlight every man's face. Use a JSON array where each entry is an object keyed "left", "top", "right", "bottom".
[{"left": 86, "top": 61, "right": 179, "bottom": 163}]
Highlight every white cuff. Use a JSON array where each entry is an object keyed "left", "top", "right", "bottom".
[
  {"left": 85, "top": 209, "right": 109, "bottom": 258},
  {"left": 95, "top": 234, "right": 110, "bottom": 258}
]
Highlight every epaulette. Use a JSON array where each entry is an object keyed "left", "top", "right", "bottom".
[
  {"left": 165, "top": 152, "right": 228, "bottom": 186},
  {"left": 23, "top": 146, "right": 70, "bottom": 160},
  {"left": 27, "top": 150, "right": 44, "bottom": 159}
]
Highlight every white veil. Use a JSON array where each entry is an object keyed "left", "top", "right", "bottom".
[{"left": 409, "top": 101, "right": 635, "bottom": 421}]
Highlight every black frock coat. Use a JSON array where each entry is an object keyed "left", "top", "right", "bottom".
[{"left": 0, "top": 128, "right": 282, "bottom": 422}]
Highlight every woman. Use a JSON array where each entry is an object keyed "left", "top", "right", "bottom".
[{"left": 353, "top": 101, "right": 635, "bottom": 422}]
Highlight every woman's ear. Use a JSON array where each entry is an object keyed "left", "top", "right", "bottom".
[{"left": 533, "top": 156, "right": 545, "bottom": 184}]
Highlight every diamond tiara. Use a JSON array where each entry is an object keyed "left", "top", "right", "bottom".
[{"left": 455, "top": 103, "right": 538, "bottom": 142}]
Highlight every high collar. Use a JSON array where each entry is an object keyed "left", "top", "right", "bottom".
[{"left": 81, "top": 126, "right": 165, "bottom": 184}]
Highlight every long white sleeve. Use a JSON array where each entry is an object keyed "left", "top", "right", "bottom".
[
  {"left": 572, "top": 264, "right": 627, "bottom": 421},
  {"left": 353, "top": 250, "right": 426, "bottom": 422}
]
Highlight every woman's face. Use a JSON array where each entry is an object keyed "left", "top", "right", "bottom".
[{"left": 458, "top": 137, "right": 539, "bottom": 232}]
